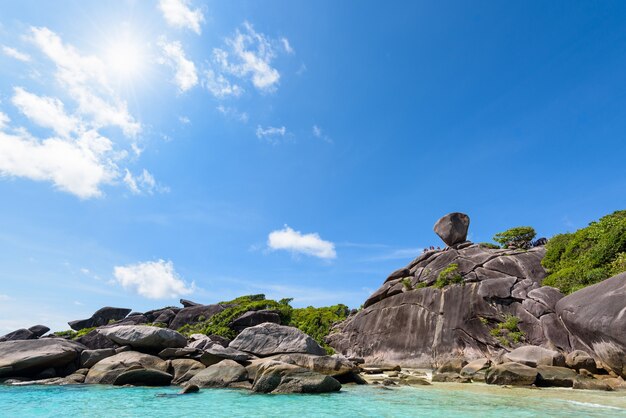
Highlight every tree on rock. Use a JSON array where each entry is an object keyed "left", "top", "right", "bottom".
[{"left": 493, "top": 226, "right": 536, "bottom": 249}]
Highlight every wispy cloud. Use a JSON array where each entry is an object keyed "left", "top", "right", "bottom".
[
  {"left": 281, "top": 38, "right": 294, "bottom": 54},
  {"left": 256, "top": 125, "right": 286, "bottom": 142},
  {"left": 267, "top": 225, "right": 336, "bottom": 259},
  {"left": 124, "top": 169, "right": 169, "bottom": 195},
  {"left": 2, "top": 45, "right": 30, "bottom": 62},
  {"left": 312, "top": 124, "right": 333, "bottom": 143},
  {"left": 204, "top": 69, "right": 243, "bottom": 98},
  {"left": 158, "top": 0, "right": 204, "bottom": 35},
  {"left": 158, "top": 39, "right": 198, "bottom": 92},
  {"left": 217, "top": 105, "right": 248, "bottom": 123},
  {"left": 12, "top": 87, "right": 78, "bottom": 137},
  {"left": 114, "top": 259, "right": 195, "bottom": 299},
  {"left": 179, "top": 116, "right": 190, "bottom": 124},
  {"left": 213, "top": 22, "right": 281, "bottom": 92}
]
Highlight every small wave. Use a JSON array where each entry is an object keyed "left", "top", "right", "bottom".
[{"left": 567, "top": 400, "right": 625, "bottom": 411}]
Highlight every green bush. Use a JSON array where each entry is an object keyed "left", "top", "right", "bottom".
[
  {"left": 401, "top": 277, "right": 413, "bottom": 290},
  {"left": 290, "top": 304, "right": 350, "bottom": 354},
  {"left": 434, "top": 263, "right": 463, "bottom": 288},
  {"left": 490, "top": 315, "right": 524, "bottom": 346},
  {"left": 542, "top": 210, "right": 626, "bottom": 293},
  {"left": 493, "top": 226, "right": 536, "bottom": 249},
  {"left": 53, "top": 327, "right": 96, "bottom": 340},
  {"left": 479, "top": 242, "right": 500, "bottom": 249}
]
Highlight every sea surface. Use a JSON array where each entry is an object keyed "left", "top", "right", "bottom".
[{"left": 1, "top": 383, "right": 625, "bottom": 417}]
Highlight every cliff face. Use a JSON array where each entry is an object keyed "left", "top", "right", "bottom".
[{"left": 328, "top": 243, "right": 572, "bottom": 367}]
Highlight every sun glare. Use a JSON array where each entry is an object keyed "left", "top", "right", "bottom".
[{"left": 104, "top": 37, "right": 146, "bottom": 81}]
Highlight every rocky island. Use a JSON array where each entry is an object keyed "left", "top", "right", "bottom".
[{"left": 1, "top": 212, "right": 625, "bottom": 395}]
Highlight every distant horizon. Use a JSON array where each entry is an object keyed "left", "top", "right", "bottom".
[{"left": 1, "top": 0, "right": 626, "bottom": 333}]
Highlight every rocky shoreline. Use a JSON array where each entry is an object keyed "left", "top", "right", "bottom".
[{"left": 1, "top": 212, "right": 625, "bottom": 395}]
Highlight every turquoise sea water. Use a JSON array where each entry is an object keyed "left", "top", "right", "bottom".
[{"left": 1, "top": 383, "right": 625, "bottom": 417}]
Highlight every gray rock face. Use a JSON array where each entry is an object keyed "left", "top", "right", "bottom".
[
  {"left": 97, "top": 326, "right": 187, "bottom": 351},
  {"left": 80, "top": 348, "right": 116, "bottom": 368},
  {"left": 433, "top": 212, "right": 470, "bottom": 247},
  {"left": 113, "top": 368, "right": 173, "bottom": 386},
  {"left": 75, "top": 329, "right": 118, "bottom": 350},
  {"left": 168, "top": 304, "right": 226, "bottom": 331},
  {"left": 556, "top": 272, "right": 626, "bottom": 378},
  {"left": 230, "top": 323, "right": 326, "bottom": 357},
  {"left": 0, "top": 329, "right": 36, "bottom": 342},
  {"left": 328, "top": 244, "right": 559, "bottom": 367},
  {"left": 251, "top": 361, "right": 341, "bottom": 394},
  {"left": 0, "top": 339, "right": 85, "bottom": 378},
  {"left": 504, "top": 346, "right": 564, "bottom": 368},
  {"left": 68, "top": 307, "right": 132, "bottom": 331},
  {"left": 535, "top": 365, "right": 577, "bottom": 387},
  {"left": 565, "top": 350, "right": 598, "bottom": 373},
  {"left": 169, "top": 359, "right": 205, "bottom": 384},
  {"left": 28, "top": 325, "right": 50, "bottom": 338},
  {"left": 84, "top": 351, "right": 168, "bottom": 384},
  {"left": 270, "top": 353, "right": 358, "bottom": 377},
  {"left": 485, "top": 362, "right": 538, "bottom": 386},
  {"left": 187, "top": 359, "right": 248, "bottom": 388},
  {"left": 229, "top": 310, "right": 281, "bottom": 332}
]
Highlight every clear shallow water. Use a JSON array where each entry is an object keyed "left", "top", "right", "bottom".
[{"left": 1, "top": 383, "right": 625, "bottom": 418}]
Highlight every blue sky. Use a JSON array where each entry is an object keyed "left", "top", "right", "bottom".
[{"left": 1, "top": 1, "right": 625, "bottom": 333}]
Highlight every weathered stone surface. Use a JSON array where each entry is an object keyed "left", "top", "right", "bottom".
[
  {"left": 229, "top": 310, "right": 281, "bottom": 332},
  {"left": 80, "top": 348, "right": 116, "bottom": 368},
  {"left": 169, "top": 304, "right": 226, "bottom": 331},
  {"left": 28, "top": 325, "right": 50, "bottom": 338},
  {"left": 566, "top": 350, "right": 598, "bottom": 373},
  {"left": 113, "top": 368, "right": 173, "bottom": 386},
  {"left": 0, "top": 329, "right": 35, "bottom": 342},
  {"left": 460, "top": 358, "right": 491, "bottom": 379},
  {"left": 527, "top": 287, "right": 563, "bottom": 311},
  {"left": 158, "top": 347, "right": 201, "bottom": 359},
  {"left": 573, "top": 377, "right": 613, "bottom": 391},
  {"left": 84, "top": 351, "right": 168, "bottom": 384},
  {"left": 535, "top": 365, "right": 577, "bottom": 387},
  {"left": 170, "top": 359, "right": 205, "bottom": 384},
  {"left": 434, "top": 212, "right": 470, "bottom": 247},
  {"left": 187, "top": 359, "right": 248, "bottom": 388},
  {"left": 153, "top": 309, "right": 177, "bottom": 325},
  {"left": 504, "top": 346, "right": 564, "bottom": 368},
  {"left": 432, "top": 372, "right": 471, "bottom": 383},
  {"left": 271, "top": 353, "right": 358, "bottom": 377},
  {"left": 556, "top": 272, "right": 626, "bottom": 377},
  {"left": 97, "top": 326, "right": 187, "bottom": 351},
  {"left": 0, "top": 339, "right": 85, "bottom": 378},
  {"left": 399, "top": 375, "right": 431, "bottom": 386},
  {"left": 436, "top": 358, "right": 468, "bottom": 374},
  {"left": 230, "top": 323, "right": 326, "bottom": 357},
  {"left": 75, "top": 330, "right": 118, "bottom": 350},
  {"left": 180, "top": 299, "right": 200, "bottom": 308},
  {"left": 180, "top": 383, "right": 200, "bottom": 393},
  {"left": 252, "top": 361, "right": 341, "bottom": 394},
  {"left": 68, "top": 307, "right": 132, "bottom": 331},
  {"left": 202, "top": 343, "right": 252, "bottom": 363},
  {"left": 485, "top": 362, "right": 538, "bottom": 386}
]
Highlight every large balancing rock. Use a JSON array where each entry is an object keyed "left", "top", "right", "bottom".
[
  {"left": 556, "top": 272, "right": 626, "bottom": 377},
  {"left": 434, "top": 212, "right": 470, "bottom": 247},
  {"left": 97, "top": 325, "right": 187, "bottom": 351}
]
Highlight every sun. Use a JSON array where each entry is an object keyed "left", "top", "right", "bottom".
[{"left": 103, "top": 37, "right": 146, "bottom": 81}]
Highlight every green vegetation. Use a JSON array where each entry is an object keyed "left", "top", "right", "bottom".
[
  {"left": 290, "top": 304, "right": 350, "bottom": 354},
  {"left": 434, "top": 263, "right": 463, "bottom": 288},
  {"left": 489, "top": 315, "right": 524, "bottom": 346},
  {"left": 493, "top": 226, "right": 536, "bottom": 249},
  {"left": 542, "top": 210, "right": 626, "bottom": 294},
  {"left": 415, "top": 282, "right": 429, "bottom": 289},
  {"left": 479, "top": 242, "right": 500, "bottom": 249},
  {"left": 53, "top": 326, "right": 96, "bottom": 340},
  {"left": 401, "top": 277, "right": 413, "bottom": 290},
  {"left": 176, "top": 294, "right": 349, "bottom": 354}
]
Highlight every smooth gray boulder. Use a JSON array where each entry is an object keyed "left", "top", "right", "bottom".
[
  {"left": 556, "top": 272, "right": 626, "bottom": 377},
  {"left": 84, "top": 351, "right": 168, "bottom": 384},
  {"left": 68, "top": 307, "right": 132, "bottom": 331},
  {"left": 28, "top": 325, "right": 50, "bottom": 338},
  {"left": 252, "top": 361, "right": 341, "bottom": 394},
  {"left": 270, "top": 353, "right": 358, "bottom": 377},
  {"left": 97, "top": 325, "right": 187, "bottom": 351},
  {"left": 0, "top": 329, "right": 35, "bottom": 342},
  {"left": 169, "top": 359, "right": 205, "bottom": 384},
  {"left": 229, "top": 310, "right": 281, "bottom": 332},
  {"left": 433, "top": 212, "right": 470, "bottom": 247},
  {"left": 187, "top": 359, "right": 248, "bottom": 388},
  {"left": 565, "top": 350, "right": 599, "bottom": 373},
  {"left": 485, "top": 362, "right": 538, "bottom": 386},
  {"left": 75, "top": 329, "right": 118, "bottom": 350},
  {"left": 229, "top": 323, "right": 326, "bottom": 357},
  {"left": 80, "top": 348, "right": 116, "bottom": 368},
  {"left": 504, "top": 346, "right": 564, "bottom": 368},
  {"left": 0, "top": 339, "right": 85, "bottom": 377},
  {"left": 113, "top": 368, "right": 173, "bottom": 386},
  {"left": 168, "top": 304, "right": 226, "bottom": 331},
  {"left": 460, "top": 358, "right": 491, "bottom": 381},
  {"left": 535, "top": 365, "right": 577, "bottom": 387}
]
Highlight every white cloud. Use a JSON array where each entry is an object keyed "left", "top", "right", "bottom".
[
  {"left": 158, "top": 0, "right": 204, "bottom": 35},
  {"left": 281, "top": 38, "right": 294, "bottom": 54},
  {"left": 0, "top": 129, "right": 118, "bottom": 199},
  {"left": 158, "top": 39, "right": 198, "bottom": 92},
  {"left": 217, "top": 105, "right": 248, "bottom": 123},
  {"left": 179, "top": 116, "right": 190, "bottom": 124},
  {"left": 124, "top": 169, "right": 168, "bottom": 195},
  {"left": 114, "top": 259, "right": 195, "bottom": 299},
  {"left": 0, "top": 112, "right": 9, "bottom": 129},
  {"left": 268, "top": 225, "right": 336, "bottom": 259},
  {"left": 30, "top": 26, "right": 140, "bottom": 137},
  {"left": 2, "top": 45, "right": 30, "bottom": 62},
  {"left": 312, "top": 124, "right": 332, "bottom": 143},
  {"left": 11, "top": 87, "right": 79, "bottom": 137},
  {"left": 214, "top": 22, "right": 281, "bottom": 92},
  {"left": 0, "top": 294, "right": 10, "bottom": 301},
  {"left": 256, "top": 125, "right": 286, "bottom": 141},
  {"left": 204, "top": 69, "right": 243, "bottom": 98}
]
